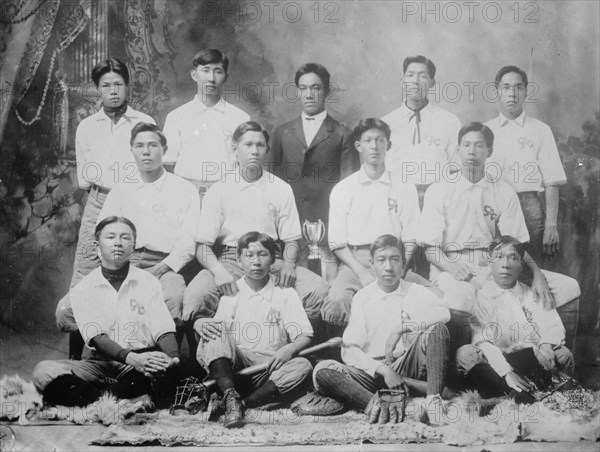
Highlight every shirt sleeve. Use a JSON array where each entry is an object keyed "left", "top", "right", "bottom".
[
  {"left": 163, "top": 183, "right": 201, "bottom": 272},
  {"left": 526, "top": 294, "right": 566, "bottom": 346},
  {"left": 276, "top": 183, "right": 302, "bottom": 242},
  {"left": 417, "top": 182, "right": 446, "bottom": 246},
  {"left": 71, "top": 286, "right": 111, "bottom": 346},
  {"left": 341, "top": 292, "right": 382, "bottom": 377},
  {"left": 328, "top": 182, "right": 350, "bottom": 250},
  {"left": 195, "top": 185, "right": 224, "bottom": 244},
  {"left": 405, "top": 285, "right": 450, "bottom": 326},
  {"left": 283, "top": 288, "right": 314, "bottom": 342},
  {"left": 162, "top": 111, "right": 181, "bottom": 165},
  {"left": 146, "top": 277, "right": 176, "bottom": 343},
  {"left": 97, "top": 187, "right": 123, "bottom": 224},
  {"left": 75, "top": 120, "right": 93, "bottom": 190},
  {"left": 537, "top": 123, "right": 567, "bottom": 188},
  {"left": 397, "top": 182, "right": 420, "bottom": 242},
  {"left": 497, "top": 186, "right": 530, "bottom": 242}
]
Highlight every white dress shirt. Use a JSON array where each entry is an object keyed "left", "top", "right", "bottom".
[
  {"left": 163, "top": 96, "right": 250, "bottom": 183},
  {"left": 213, "top": 277, "right": 313, "bottom": 358},
  {"left": 473, "top": 280, "right": 566, "bottom": 376},
  {"left": 418, "top": 175, "right": 529, "bottom": 250},
  {"left": 301, "top": 110, "right": 327, "bottom": 146},
  {"left": 98, "top": 171, "right": 200, "bottom": 272},
  {"left": 485, "top": 112, "right": 567, "bottom": 193},
  {"left": 71, "top": 266, "right": 175, "bottom": 350},
  {"left": 328, "top": 167, "right": 420, "bottom": 250},
  {"left": 342, "top": 280, "right": 449, "bottom": 377},
  {"left": 196, "top": 171, "right": 301, "bottom": 246},
  {"left": 75, "top": 106, "right": 156, "bottom": 190},
  {"left": 382, "top": 103, "right": 461, "bottom": 186}
]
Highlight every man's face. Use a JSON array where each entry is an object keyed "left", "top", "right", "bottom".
[
  {"left": 297, "top": 72, "right": 327, "bottom": 116},
  {"left": 234, "top": 131, "right": 268, "bottom": 170},
  {"left": 497, "top": 71, "right": 527, "bottom": 118},
  {"left": 457, "top": 131, "right": 491, "bottom": 171},
  {"left": 355, "top": 128, "right": 390, "bottom": 166},
  {"left": 372, "top": 246, "right": 404, "bottom": 292},
  {"left": 97, "top": 222, "right": 135, "bottom": 268},
  {"left": 98, "top": 72, "right": 127, "bottom": 108},
  {"left": 489, "top": 244, "right": 522, "bottom": 289},
  {"left": 191, "top": 62, "right": 227, "bottom": 99},
  {"left": 240, "top": 241, "right": 272, "bottom": 281},
  {"left": 131, "top": 131, "right": 165, "bottom": 173},
  {"left": 402, "top": 62, "right": 434, "bottom": 101}
]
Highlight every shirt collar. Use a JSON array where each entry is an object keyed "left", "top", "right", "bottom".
[
  {"left": 372, "top": 279, "right": 410, "bottom": 299},
  {"left": 194, "top": 95, "right": 227, "bottom": 113},
  {"left": 236, "top": 170, "right": 268, "bottom": 191},
  {"left": 238, "top": 276, "right": 275, "bottom": 302},
  {"left": 498, "top": 110, "right": 527, "bottom": 127},
  {"left": 357, "top": 166, "right": 391, "bottom": 185},
  {"left": 302, "top": 110, "right": 327, "bottom": 123},
  {"left": 89, "top": 264, "right": 142, "bottom": 289},
  {"left": 457, "top": 174, "right": 490, "bottom": 191},
  {"left": 484, "top": 279, "right": 525, "bottom": 298},
  {"left": 137, "top": 169, "right": 168, "bottom": 190},
  {"left": 96, "top": 105, "right": 144, "bottom": 122},
  {"left": 399, "top": 101, "right": 432, "bottom": 118}
]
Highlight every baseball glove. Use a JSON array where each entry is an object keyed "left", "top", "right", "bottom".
[{"left": 365, "top": 388, "right": 407, "bottom": 424}]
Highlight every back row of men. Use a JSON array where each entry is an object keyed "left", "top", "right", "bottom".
[{"left": 42, "top": 50, "right": 580, "bottom": 422}]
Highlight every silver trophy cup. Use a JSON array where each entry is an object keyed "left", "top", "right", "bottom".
[{"left": 302, "top": 219, "right": 325, "bottom": 275}]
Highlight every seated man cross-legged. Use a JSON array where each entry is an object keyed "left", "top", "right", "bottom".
[
  {"left": 34, "top": 217, "right": 180, "bottom": 407},
  {"left": 313, "top": 235, "right": 450, "bottom": 425},
  {"left": 195, "top": 232, "right": 314, "bottom": 428},
  {"left": 456, "top": 236, "right": 574, "bottom": 402}
]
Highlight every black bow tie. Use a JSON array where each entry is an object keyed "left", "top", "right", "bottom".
[{"left": 304, "top": 117, "right": 316, "bottom": 121}]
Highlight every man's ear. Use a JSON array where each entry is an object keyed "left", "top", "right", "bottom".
[
  {"left": 354, "top": 140, "right": 361, "bottom": 152},
  {"left": 387, "top": 140, "right": 392, "bottom": 151},
  {"left": 488, "top": 146, "right": 493, "bottom": 158},
  {"left": 190, "top": 68, "right": 197, "bottom": 82},
  {"left": 162, "top": 145, "right": 168, "bottom": 155}
]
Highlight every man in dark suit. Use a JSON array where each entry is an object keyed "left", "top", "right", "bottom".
[{"left": 270, "top": 63, "right": 359, "bottom": 277}]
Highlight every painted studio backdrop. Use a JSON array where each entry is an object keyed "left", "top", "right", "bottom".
[{"left": 0, "top": 0, "right": 598, "bottom": 375}]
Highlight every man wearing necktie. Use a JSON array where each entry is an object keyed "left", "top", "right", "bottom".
[
  {"left": 269, "top": 63, "right": 359, "bottom": 276},
  {"left": 382, "top": 55, "right": 461, "bottom": 208}
]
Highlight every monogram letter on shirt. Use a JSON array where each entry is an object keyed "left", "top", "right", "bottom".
[
  {"left": 388, "top": 198, "right": 398, "bottom": 214},
  {"left": 517, "top": 137, "right": 534, "bottom": 149},
  {"left": 130, "top": 299, "right": 145, "bottom": 315},
  {"left": 483, "top": 205, "right": 498, "bottom": 221},
  {"left": 522, "top": 306, "right": 533, "bottom": 323},
  {"left": 266, "top": 307, "right": 282, "bottom": 326},
  {"left": 267, "top": 203, "right": 278, "bottom": 221}
]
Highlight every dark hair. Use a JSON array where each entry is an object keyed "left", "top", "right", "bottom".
[
  {"left": 238, "top": 231, "right": 277, "bottom": 264},
  {"left": 294, "top": 63, "right": 331, "bottom": 93},
  {"left": 370, "top": 234, "right": 405, "bottom": 260},
  {"left": 487, "top": 235, "right": 525, "bottom": 260},
  {"left": 494, "top": 65, "right": 528, "bottom": 88},
  {"left": 130, "top": 122, "right": 167, "bottom": 147},
  {"left": 95, "top": 216, "right": 137, "bottom": 243},
  {"left": 232, "top": 121, "right": 269, "bottom": 144},
  {"left": 192, "top": 49, "right": 229, "bottom": 72},
  {"left": 91, "top": 59, "right": 130, "bottom": 87},
  {"left": 403, "top": 55, "right": 436, "bottom": 79},
  {"left": 458, "top": 122, "right": 495, "bottom": 149},
  {"left": 353, "top": 118, "right": 391, "bottom": 142}
]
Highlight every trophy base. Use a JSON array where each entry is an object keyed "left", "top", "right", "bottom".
[{"left": 307, "top": 258, "right": 322, "bottom": 277}]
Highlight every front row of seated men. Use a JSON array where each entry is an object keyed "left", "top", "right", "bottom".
[{"left": 36, "top": 119, "right": 579, "bottom": 427}]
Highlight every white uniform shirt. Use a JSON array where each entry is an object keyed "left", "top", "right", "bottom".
[
  {"left": 71, "top": 266, "right": 175, "bottom": 350},
  {"left": 213, "top": 277, "right": 313, "bottom": 358},
  {"left": 328, "top": 167, "right": 420, "bottom": 250},
  {"left": 163, "top": 96, "right": 250, "bottom": 183},
  {"left": 485, "top": 112, "right": 567, "bottom": 193},
  {"left": 75, "top": 106, "right": 156, "bottom": 190},
  {"left": 473, "top": 280, "right": 566, "bottom": 376},
  {"left": 196, "top": 171, "right": 301, "bottom": 246},
  {"left": 382, "top": 103, "right": 461, "bottom": 186},
  {"left": 301, "top": 110, "right": 327, "bottom": 146},
  {"left": 342, "top": 280, "right": 449, "bottom": 377},
  {"left": 418, "top": 175, "right": 529, "bottom": 250},
  {"left": 99, "top": 171, "right": 200, "bottom": 272}
]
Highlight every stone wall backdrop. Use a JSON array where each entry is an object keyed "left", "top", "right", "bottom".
[{"left": 1, "top": 0, "right": 598, "bottom": 380}]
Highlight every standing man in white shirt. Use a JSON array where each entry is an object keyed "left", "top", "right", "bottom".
[
  {"left": 312, "top": 235, "right": 450, "bottom": 425},
  {"left": 382, "top": 55, "right": 461, "bottom": 207},
  {"left": 485, "top": 66, "right": 567, "bottom": 263},
  {"left": 57, "top": 123, "right": 200, "bottom": 346},
  {"left": 72, "top": 58, "right": 155, "bottom": 288},
  {"left": 183, "top": 121, "right": 329, "bottom": 358},
  {"left": 163, "top": 49, "right": 250, "bottom": 204}
]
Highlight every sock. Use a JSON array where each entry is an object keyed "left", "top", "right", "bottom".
[
  {"left": 209, "top": 358, "right": 235, "bottom": 393},
  {"left": 315, "top": 369, "right": 373, "bottom": 411},
  {"left": 69, "top": 331, "right": 85, "bottom": 360},
  {"left": 185, "top": 323, "right": 199, "bottom": 362},
  {"left": 243, "top": 380, "right": 280, "bottom": 409},
  {"left": 425, "top": 323, "right": 449, "bottom": 395}
]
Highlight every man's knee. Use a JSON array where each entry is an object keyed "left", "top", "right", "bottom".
[
  {"left": 320, "top": 288, "right": 351, "bottom": 326},
  {"left": 55, "top": 294, "right": 78, "bottom": 332},
  {"left": 161, "top": 272, "right": 186, "bottom": 325},
  {"left": 182, "top": 271, "right": 220, "bottom": 321},
  {"left": 312, "top": 359, "right": 346, "bottom": 391},
  {"left": 554, "top": 346, "right": 575, "bottom": 375},
  {"left": 455, "top": 344, "right": 484, "bottom": 375},
  {"left": 33, "top": 360, "right": 71, "bottom": 392},
  {"left": 295, "top": 267, "right": 329, "bottom": 319}
]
